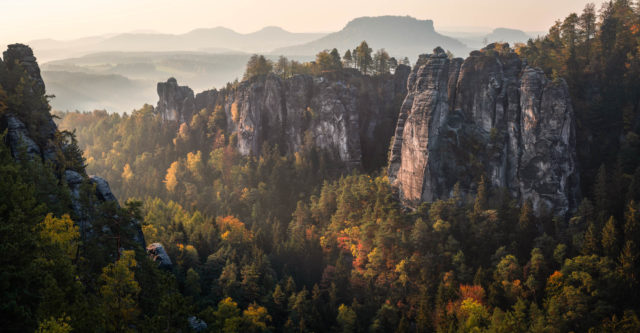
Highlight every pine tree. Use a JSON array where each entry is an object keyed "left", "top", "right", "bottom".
[
  {"left": 582, "top": 222, "right": 600, "bottom": 255},
  {"left": 618, "top": 241, "right": 638, "bottom": 286},
  {"left": 594, "top": 164, "right": 610, "bottom": 220},
  {"left": 474, "top": 176, "right": 488, "bottom": 214},
  {"left": 99, "top": 250, "right": 141, "bottom": 332},
  {"left": 627, "top": 168, "right": 640, "bottom": 203},
  {"left": 185, "top": 268, "right": 201, "bottom": 298},
  {"left": 624, "top": 201, "right": 639, "bottom": 244},
  {"left": 342, "top": 50, "right": 353, "bottom": 68},
  {"left": 602, "top": 216, "right": 619, "bottom": 257},
  {"left": 355, "top": 41, "right": 373, "bottom": 74}
]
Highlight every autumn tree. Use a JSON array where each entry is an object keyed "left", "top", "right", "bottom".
[
  {"left": 99, "top": 250, "right": 141, "bottom": 332},
  {"left": 355, "top": 41, "right": 373, "bottom": 74},
  {"left": 373, "top": 49, "right": 391, "bottom": 75},
  {"left": 243, "top": 55, "right": 273, "bottom": 80}
]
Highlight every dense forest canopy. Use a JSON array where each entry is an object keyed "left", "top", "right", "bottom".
[{"left": 3, "top": 1, "right": 640, "bottom": 332}]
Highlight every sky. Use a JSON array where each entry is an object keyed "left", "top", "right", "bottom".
[{"left": 1, "top": 0, "right": 608, "bottom": 44}]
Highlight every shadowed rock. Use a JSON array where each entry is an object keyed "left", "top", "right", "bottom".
[
  {"left": 155, "top": 67, "right": 410, "bottom": 169},
  {"left": 147, "top": 243, "right": 173, "bottom": 269},
  {"left": 156, "top": 77, "right": 195, "bottom": 123},
  {"left": 388, "top": 44, "right": 579, "bottom": 216}
]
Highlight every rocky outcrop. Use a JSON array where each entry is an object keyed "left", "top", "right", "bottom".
[
  {"left": 2, "top": 44, "right": 58, "bottom": 158},
  {"left": 225, "top": 73, "right": 364, "bottom": 164},
  {"left": 90, "top": 175, "right": 118, "bottom": 202},
  {"left": 156, "top": 67, "right": 410, "bottom": 169},
  {"left": 194, "top": 89, "right": 220, "bottom": 113},
  {"left": 147, "top": 243, "right": 172, "bottom": 269},
  {"left": 188, "top": 317, "right": 208, "bottom": 332},
  {"left": 388, "top": 45, "right": 579, "bottom": 216},
  {"left": 1, "top": 44, "right": 146, "bottom": 247},
  {"left": 156, "top": 78, "right": 195, "bottom": 123},
  {"left": 3, "top": 44, "right": 45, "bottom": 93}
]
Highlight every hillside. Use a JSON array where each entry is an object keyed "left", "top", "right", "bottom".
[{"left": 273, "top": 16, "right": 470, "bottom": 58}]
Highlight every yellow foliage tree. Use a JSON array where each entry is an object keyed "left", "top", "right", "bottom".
[
  {"left": 121, "top": 163, "right": 133, "bottom": 182},
  {"left": 164, "top": 161, "right": 180, "bottom": 193},
  {"left": 186, "top": 150, "right": 204, "bottom": 181},
  {"left": 242, "top": 303, "right": 271, "bottom": 331},
  {"left": 36, "top": 316, "right": 72, "bottom": 333},
  {"left": 217, "top": 216, "right": 253, "bottom": 244},
  {"left": 39, "top": 213, "right": 79, "bottom": 260}
]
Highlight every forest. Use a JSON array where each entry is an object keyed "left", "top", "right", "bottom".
[{"left": 3, "top": 1, "right": 640, "bottom": 332}]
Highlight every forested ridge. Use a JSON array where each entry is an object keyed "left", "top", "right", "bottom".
[{"left": 3, "top": 1, "right": 640, "bottom": 332}]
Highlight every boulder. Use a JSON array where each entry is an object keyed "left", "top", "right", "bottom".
[
  {"left": 188, "top": 317, "right": 207, "bottom": 332},
  {"left": 147, "top": 243, "right": 172, "bottom": 269}
]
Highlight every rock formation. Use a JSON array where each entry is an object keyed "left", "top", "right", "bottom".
[
  {"left": 147, "top": 243, "right": 173, "bottom": 269},
  {"left": 156, "top": 77, "right": 196, "bottom": 123},
  {"left": 388, "top": 45, "right": 579, "bottom": 216},
  {"left": 155, "top": 67, "right": 410, "bottom": 169},
  {"left": 1, "top": 44, "right": 146, "bottom": 247}
]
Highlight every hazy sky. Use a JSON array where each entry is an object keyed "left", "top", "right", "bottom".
[{"left": 1, "top": 0, "right": 607, "bottom": 44}]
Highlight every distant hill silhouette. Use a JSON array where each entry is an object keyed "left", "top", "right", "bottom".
[
  {"left": 97, "top": 26, "right": 325, "bottom": 53},
  {"left": 485, "top": 28, "right": 531, "bottom": 45},
  {"left": 443, "top": 27, "right": 533, "bottom": 50},
  {"left": 273, "top": 16, "right": 470, "bottom": 59},
  {"left": 27, "top": 27, "right": 325, "bottom": 62},
  {"left": 41, "top": 51, "right": 314, "bottom": 113}
]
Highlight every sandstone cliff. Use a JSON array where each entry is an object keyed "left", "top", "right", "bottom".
[
  {"left": 0, "top": 44, "right": 146, "bottom": 248},
  {"left": 388, "top": 45, "right": 579, "bottom": 216},
  {"left": 156, "top": 66, "right": 410, "bottom": 169}
]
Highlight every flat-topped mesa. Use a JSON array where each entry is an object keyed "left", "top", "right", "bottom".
[
  {"left": 388, "top": 44, "right": 579, "bottom": 216},
  {"left": 155, "top": 67, "right": 411, "bottom": 169}
]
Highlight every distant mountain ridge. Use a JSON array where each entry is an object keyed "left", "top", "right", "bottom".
[
  {"left": 26, "top": 27, "right": 326, "bottom": 62},
  {"left": 273, "top": 16, "right": 470, "bottom": 59}
]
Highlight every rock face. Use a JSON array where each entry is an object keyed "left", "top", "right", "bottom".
[
  {"left": 5, "top": 115, "right": 42, "bottom": 159},
  {"left": 156, "top": 67, "right": 410, "bottom": 169},
  {"left": 388, "top": 45, "right": 579, "bottom": 216},
  {"left": 2, "top": 44, "right": 58, "bottom": 158},
  {"left": 156, "top": 78, "right": 196, "bottom": 123}
]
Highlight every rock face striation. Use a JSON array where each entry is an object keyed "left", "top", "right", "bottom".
[
  {"left": 155, "top": 67, "right": 410, "bottom": 169},
  {"left": 388, "top": 45, "right": 579, "bottom": 216},
  {"left": 1, "top": 44, "right": 146, "bottom": 248}
]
